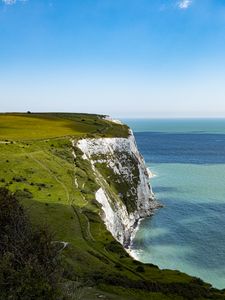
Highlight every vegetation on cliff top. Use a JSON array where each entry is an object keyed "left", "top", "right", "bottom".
[
  {"left": 0, "top": 113, "right": 129, "bottom": 140},
  {"left": 0, "top": 113, "right": 224, "bottom": 299}
]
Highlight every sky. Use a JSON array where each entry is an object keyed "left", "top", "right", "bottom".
[{"left": 1, "top": 0, "right": 225, "bottom": 117}]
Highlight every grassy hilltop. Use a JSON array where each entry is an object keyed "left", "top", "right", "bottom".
[
  {"left": 0, "top": 113, "right": 224, "bottom": 300},
  {"left": 0, "top": 113, "right": 129, "bottom": 140}
]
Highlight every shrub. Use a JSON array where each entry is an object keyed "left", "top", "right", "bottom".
[
  {"left": 105, "top": 240, "right": 126, "bottom": 257},
  {"left": 12, "top": 175, "right": 26, "bottom": 182},
  {"left": 136, "top": 266, "right": 145, "bottom": 273},
  {"left": 0, "top": 188, "right": 64, "bottom": 300},
  {"left": 14, "top": 188, "right": 33, "bottom": 200}
]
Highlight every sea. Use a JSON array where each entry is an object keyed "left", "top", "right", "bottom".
[{"left": 123, "top": 118, "right": 225, "bottom": 290}]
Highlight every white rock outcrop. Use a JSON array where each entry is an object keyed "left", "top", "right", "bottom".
[{"left": 74, "top": 130, "right": 159, "bottom": 247}]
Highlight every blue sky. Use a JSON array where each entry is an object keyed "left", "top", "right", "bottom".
[{"left": 1, "top": 0, "right": 225, "bottom": 117}]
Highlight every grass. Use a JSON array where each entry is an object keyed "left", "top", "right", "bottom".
[
  {"left": 0, "top": 113, "right": 224, "bottom": 299},
  {"left": 0, "top": 113, "right": 129, "bottom": 140}
]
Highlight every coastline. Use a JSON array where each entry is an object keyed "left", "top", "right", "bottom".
[
  {"left": 127, "top": 166, "right": 162, "bottom": 258},
  {"left": 127, "top": 217, "right": 145, "bottom": 260},
  {"left": 127, "top": 200, "right": 162, "bottom": 259}
]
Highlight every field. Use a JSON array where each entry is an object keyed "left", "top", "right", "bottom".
[
  {"left": 0, "top": 113, "right": 224, "bottom": 300},
  {"left": 0, "top": 113, "right": 129, "bottom": 140}
]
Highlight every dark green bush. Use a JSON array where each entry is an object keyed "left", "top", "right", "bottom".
[
  {"left": 135, "top": 265, "right": 145, "bottom": 273},
  {"left": 12, "top": 175, "right": 27, "bottom": 182},
  {"left": 0, "top": 188, "right": 64, "bottom": 300},
  {"left": 105, "top": 240, "right": 126, "bottom": 256},
  {"left": 14, "top": 188, "right": 33, "bottom": 200}
]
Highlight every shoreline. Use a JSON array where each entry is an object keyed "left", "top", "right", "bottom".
[
  {"left": 127, "top": 200, "right": 163, "bottom": 258},
  {"left": 127, "top": 166, "right": 162, "bottom": 257}
]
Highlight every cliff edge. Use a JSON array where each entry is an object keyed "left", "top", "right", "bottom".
[{"left": 74, "top": 129, "right": 159, "bottom": 247}]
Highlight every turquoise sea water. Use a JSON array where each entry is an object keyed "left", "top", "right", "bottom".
[{"left": 123, "top": 119, "right": 225, "bottom": 289}]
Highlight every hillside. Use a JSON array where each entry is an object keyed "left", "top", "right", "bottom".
[{"left": 0, "top": 113, "right": 224, "bottom": 300}]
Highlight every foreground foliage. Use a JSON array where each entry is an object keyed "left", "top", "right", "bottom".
[{"left": 0, "top": 188, "right": 63, "bottom": 300}]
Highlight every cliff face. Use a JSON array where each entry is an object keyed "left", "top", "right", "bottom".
[{"left": 74, "top": 130, "right": 159, "bottom": 247}]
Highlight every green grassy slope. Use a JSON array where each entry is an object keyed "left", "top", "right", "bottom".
[
  {"left": 0, "top": 113, "right": 129, "bottom": 140},
  {"left": 0, "top": 113, "right": 224, "bottom": 300}
]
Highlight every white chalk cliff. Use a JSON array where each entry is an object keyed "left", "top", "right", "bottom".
[{"left": 74, "top": 130, "right": 159, "bottom": 247}]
